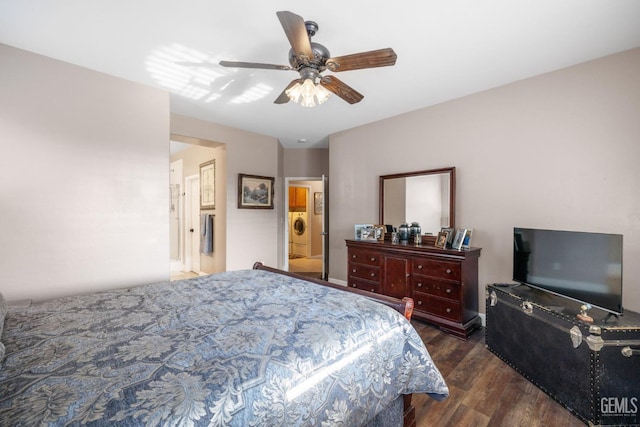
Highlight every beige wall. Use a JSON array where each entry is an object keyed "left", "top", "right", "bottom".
[
  {"left": 170, "top": 114, "right": 281, "bottom": 271},
  {"left": 283, "top": 148, "right": 329, "bottom": 177},
  {"left": 170, "top": 143, "right": 227, "bottom": 274},
  {"left": 329, "top": 48, "right": 640, "bottom": 313},
  {"left": 0, "top": 44, "right": 170, "bottom": 302}
]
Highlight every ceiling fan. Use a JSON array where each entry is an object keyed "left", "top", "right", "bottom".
[{"left": 219, "top": 11, "right": 397, "bottom": 106}]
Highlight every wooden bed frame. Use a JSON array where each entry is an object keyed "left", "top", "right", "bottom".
[{"left": 253, "top": 262, "right": 417, "bottom": 427}]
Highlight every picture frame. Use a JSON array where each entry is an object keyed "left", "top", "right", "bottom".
[
  {"left": 354, "top": 224, "right": 373, "bottom": 240},
  {"left": 440, "top": 227, "right": 455, "bottom": 248},
  {"left": 199, "top": 160, "right": 215, "bottom": 210},
  {"left": 237, "top": 173, "right": 274, "bottom": 209},
  {"left": 462, "top": 228, "right": 474, "bottom": 249},
  {"left": 452, "top": 228, "right": 467, "bottom": 250},
  {"left": 435, "top": 230, "right": 450, "bottom": 248},
  {"left": 373, "top": 224, "right": 386, "bottom": 241},
  {"left": 359, "top": 227, "right": 378, "bottom": 241},
  {"left": 314, "top": 192, "right": 323, "bottom": 214}
]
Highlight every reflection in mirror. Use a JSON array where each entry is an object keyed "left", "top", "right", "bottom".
[{"left": 380, "top": 167, "right": 455, "bottom": 235}]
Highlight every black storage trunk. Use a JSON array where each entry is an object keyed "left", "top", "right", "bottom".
[{"left": 486, "top": 284, "right": 640, "bottom": 426}]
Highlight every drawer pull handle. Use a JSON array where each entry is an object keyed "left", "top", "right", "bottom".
[
  {"left": 446, "top": 269, "right": 452, "bottom": 274},
  {"left": 417, "top": 282, "right": 423, "bottom": 288},
  {"left": 370, "top": 273, "right": 376, "bottom": 277},
  {"left": 352, "top": 284, "right": 357, "bottom": 288},
  {"left": 446, "top": 308, "right": 451, "bottom": 313},
  {"left": 370, "top": 289, "right": 375, "bottom": 293},
  {"left": 352, "top": 269, "right": 357, "bottom": 273},
  {"left": 417, "top": 301, "right": 423, "bottom": 306},
  {"left": 370, "top": 257, "right": 376, "bottom": 262},
  {"left": 446, "top": 288, "right": 452, "bottom": 294},
  {"left": 417, "top": 265, "right": 423, "bottom": 269}
]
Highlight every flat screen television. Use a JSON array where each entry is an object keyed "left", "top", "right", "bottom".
[{"left": 513, "top": 227, "right": 623, "bottom": 315}]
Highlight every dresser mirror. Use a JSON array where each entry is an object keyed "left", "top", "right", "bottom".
[{"left": 379, "top": 167, "right": 456, "bottom": 235}]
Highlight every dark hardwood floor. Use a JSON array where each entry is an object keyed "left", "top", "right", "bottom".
[{"left": 411, "top": 320, "right": 586, "bottom": 427}]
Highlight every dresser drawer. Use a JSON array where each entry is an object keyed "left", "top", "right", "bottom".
[
  {"left": 412, "top": 258, "right": 461, "bottom": 281},
  {"left": 412, "top": 277, "right": 461, "bottom": 300},
  {"left": 348, "top": 263, "right": 381, "bottom": 282},
  {"left": 348, "top": 278, "right": 381, "bottom": 294},
  {"left": 348, "top": 249, "right": 382, "bottom": 266},
  {"left": 413, "top": 292, "right": 461, "bottom": 321}
]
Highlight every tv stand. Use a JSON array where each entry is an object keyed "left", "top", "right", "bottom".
[
  {"left": 486, "top": 284, "right": 640, "bottom": 426},
  {"left": 602, "top": 312, "right": 620, "bottom": 323}
]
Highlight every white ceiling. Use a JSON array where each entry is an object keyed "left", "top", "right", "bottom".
[{"left": 2, "top": 1, "right": 639, "bottom": 148}]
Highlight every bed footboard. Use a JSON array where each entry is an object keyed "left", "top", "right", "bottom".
[{"left": 253, "top": 262, "right": 417, "bottom": 427}]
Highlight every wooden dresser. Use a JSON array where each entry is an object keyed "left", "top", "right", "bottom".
[{"left": 346, "top": 239, "right": 482, "bottom": 339}]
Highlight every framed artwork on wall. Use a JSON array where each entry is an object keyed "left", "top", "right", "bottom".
[
  {"left": 199, "top": 160, "right": 215, "bottom": 210},
  {"left": 237, "top": 173, "right": 275, "bottom": 209}
]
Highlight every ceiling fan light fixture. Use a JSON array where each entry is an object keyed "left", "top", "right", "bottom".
[
  {"left": 315, "top": 84, "right": 331, "bottom": 104},
  {"left": 285, "top": 78, "right": 331, "bottom": 107},
  {"left": 285, "top": 81, "right": 303, "bottom": 102}
]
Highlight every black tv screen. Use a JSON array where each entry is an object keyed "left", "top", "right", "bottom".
[{"left": 513, "top": 228, "right": 623, "bottom": 314}]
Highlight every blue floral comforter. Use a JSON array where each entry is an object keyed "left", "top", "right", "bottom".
[{"left": 0, "top": 269, "right": 447, "bottom": 426}]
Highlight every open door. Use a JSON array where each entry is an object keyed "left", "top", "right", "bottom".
[
  {"left": 284, "top": 176, "right": 327, "bottom": 279},
  {"left": 321, "top": 174, "right": 329, "bottom": 280}
]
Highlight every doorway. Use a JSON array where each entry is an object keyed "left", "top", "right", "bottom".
[
  {"left": 184, "top": 174, "right": 201, "bottom": 274},
  {"left": 285, "top": 177, "right": 327, "bottom": 279},
  {"left": 169, "top": 136, "right": 227, "bottom": 280}
]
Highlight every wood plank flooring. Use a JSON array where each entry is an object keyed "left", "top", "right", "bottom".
[{"left": 411, "top": 320, "right": 586, "bottom": 427}]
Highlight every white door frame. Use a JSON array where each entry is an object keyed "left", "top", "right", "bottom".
[
  {"left": 184, "top": 174, "right": 201, "bottom": 274},
  {"left": 284, "top": 177, "right": 326, "bottom": 276}
]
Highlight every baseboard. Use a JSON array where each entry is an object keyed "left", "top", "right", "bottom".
[{"left": 328, "top": 277, "right": 347, "bottom": 287}]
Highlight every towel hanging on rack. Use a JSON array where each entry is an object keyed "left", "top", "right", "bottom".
[{"left": 200, "top": 214, "right": 214, "bottom": 254}]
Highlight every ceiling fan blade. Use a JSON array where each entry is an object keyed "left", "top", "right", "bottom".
[
  {"left": 274, "top": 79, "right": 301, "bottom": 104},
  {"left": 219, "top": 61, "right": 291, "bottom": 70},
  {"left": 319, "top": 76, "right": 364, "bottom": 104},
  {"left": 176, "top": 61, "right": 218, "bottom": 67},
  {"left": 325, "top": 48, "right": 397, "bottom": 72},
  {"left": 276, "top": 11, "right": 314, "bottom": 61}
]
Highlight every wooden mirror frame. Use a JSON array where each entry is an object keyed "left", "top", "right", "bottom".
[{"left": 379, "top": 167, "right": 456, "bottom": 232}]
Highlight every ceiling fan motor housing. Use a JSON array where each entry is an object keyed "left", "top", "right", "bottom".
[{"left": 288, "top": 42, "right": 330, "bottom": 69}]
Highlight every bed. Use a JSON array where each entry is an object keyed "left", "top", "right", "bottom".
[{"left": 0, "top": 263, "right": 448, "bottom": 426}]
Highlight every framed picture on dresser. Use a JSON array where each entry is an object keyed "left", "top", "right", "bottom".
[
  {"left": 452, "top": 228, "right": 467, "bottom": 250},
  {"left": 435, "top": 231, "right": 450, "bottom": 248}
]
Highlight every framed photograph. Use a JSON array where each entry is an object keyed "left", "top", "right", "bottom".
[
  {"left": 360, "top": 227, "right": 378, "bottom": 241},
  {"left": 435, "top": 230, "right": 450, "bottom": 248},
  {"left": 440, "top": 227, "right": 455, "bottom": 247},
  {"left": 452, "top": 228, "right": 467, "bottom": 250},
  {"left": 373, "top": 224, "right": 386, "bottom": 241},
  {"left": 462, "top": 228, "right": 474, "bottom": 249},
  {"left": 314, "top": 192, "right": 323, "bottom": 214},
  {"left": 199, "top": 160, "right": 215, "bottom": 210},
  {"left": 354, "top": 224, "right": 373, "bottom": 240},
  {"left": 237, "top": 173, "right": 274, "bottom": 209}
]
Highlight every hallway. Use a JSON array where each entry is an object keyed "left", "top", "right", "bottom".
[{"left": 289, "top": 257, "right": 323, "bottom": 279}]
